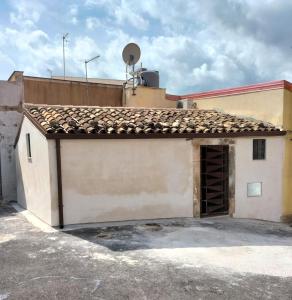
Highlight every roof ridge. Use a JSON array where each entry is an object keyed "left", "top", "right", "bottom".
[{"left": 24, "top": 103, "right": 201, "bottom": 111}]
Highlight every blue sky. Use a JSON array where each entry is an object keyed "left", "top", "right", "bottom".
[{"left": 0, "top": 0, "right": 292, "bottom": 94}]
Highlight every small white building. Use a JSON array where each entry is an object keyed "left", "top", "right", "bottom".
[{"left": 15, "top": 104, "right": 287, "bottom": 227}]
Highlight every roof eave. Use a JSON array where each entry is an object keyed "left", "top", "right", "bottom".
[
  {"left": 23, "top": 110, "right": 48, "bottom": 137},
  {"left": 44, "top": 130, "right": 286, "bottom": 140}
]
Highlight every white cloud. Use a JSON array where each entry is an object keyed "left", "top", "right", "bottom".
[
  {"left": 84, "top": 0, "right": 106, "bottom": 7},
  {"left": 112, "top": 1, "right": 149, "bottom": 29},
  {"left": 68, "top": 4, "right": 79, "bottom": 25},
  {"left": 84, "top": 0, "right": 149, "bottom": 29},
  {"left": 86, "top": 17, "right": 101, "bottom": 30},
  {"left": 0, "top": 52, "right": 15, "bottom": 79},
  {"left": 8, "top": 0, "right": 44, "bottom": 28},
  {"left": 2, "top": 0, "right": 292, "bottom": 93}
]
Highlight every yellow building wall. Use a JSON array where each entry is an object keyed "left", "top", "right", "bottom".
[
  {"left": 283, "top": 90, "right": 292, "bottom": 129},
  {"left": 193, "top": 89, "right": 284, "bottom": 127},
  {"left": 124, "top": 86, "right": 176, "bottom": 108},
  {"left": 282, "top": 90, "right": 292, "bottom": 221}
]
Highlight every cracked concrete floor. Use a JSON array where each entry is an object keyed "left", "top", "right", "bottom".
[{"left": 0, "top": 204, "right": 292, "bottom": 300}]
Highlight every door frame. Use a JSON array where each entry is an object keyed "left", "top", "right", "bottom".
[
  {"left": 192, "top": 139, "right": 235, "bottom": 218},
  {"left": 200, "top": 145, "right": 229, "bottom": 217}
]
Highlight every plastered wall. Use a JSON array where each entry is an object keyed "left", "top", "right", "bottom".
[
  {"left": 15, "top": 117, "right": 58, "bottom": 225},
  {"left": 282, "top": 90, "right": 292, "bottom": 221},
  {"left": 282, "top": 133, "right": 292, "bottom": 222},
  {"left": 234, "top": 136, "right": 284, "bottom": 222},
  {"left": 0, "top": 80, "right": 23, "bottom": 202},
  {"left": 190, "top": 88, "right": 290, "bottom": 222},
  {"left": 194, "top": 89, "right": 284, "bottom": 127},
  {"left": 60, "top": 138, "right": 193, "bottom": 225},
  {"left": 191, "top": 136, "right": 284, "bottom": 222},
  {"left": 125, "top": 86, "right": 176, "bottom": 108}
]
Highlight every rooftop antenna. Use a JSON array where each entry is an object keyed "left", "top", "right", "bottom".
[
  {"left": 62, "top": 33, "right": 69, "bottom": 79},
  {"left": 84, "top": 55, "right": 100, "bottom": 82},
  {"left": 122, "top": 43, "right": 141, "bottom": 95},
  {"left": 47, "top": 68, "right": 52, "bottom": 78}
]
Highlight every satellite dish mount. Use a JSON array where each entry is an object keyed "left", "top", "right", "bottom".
[{"left": 122, "top": 43, "right": 141, "bottom": 95}]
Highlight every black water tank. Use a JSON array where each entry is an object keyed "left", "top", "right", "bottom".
[{"left": 141, "top": 71, "right": 159, "bottom": 88}]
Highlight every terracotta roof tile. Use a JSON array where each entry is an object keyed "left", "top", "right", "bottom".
[{"left": 24, "top": 105, "right": 283, "bottom": 137}]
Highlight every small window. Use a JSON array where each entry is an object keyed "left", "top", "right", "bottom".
[
  {"left": 253, "top": 139, "right": 265, "bottom": 160},
  {"left": 247, "top": 182, "right": 262, "bottom": 197},
  {"left": 26, "top": 133, "right": 32, "bottom": 160}
]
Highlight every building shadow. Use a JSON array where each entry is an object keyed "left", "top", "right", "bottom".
[
  {"left": 0, "top": 203, "right": 18, "bottom": 218},
  {"left": 64, "top": 218, "right": 292, "bottom": 252}
]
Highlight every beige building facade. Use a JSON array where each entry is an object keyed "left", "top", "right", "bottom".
[
  {"left": 124, "top": 85, "right": 176, "bottom": 108},
  {"left": 61, "top": 138, "right": 193, "bottom": 225},
  {"left": 0, "top": 70, "right": 174, "bottom": 206},
  {"left": 16, "top": 117, "right": 194, "bottom": 226},
  {"left": 8, "top": 71, "right": 176, "bottom": 109},
  {"left": 15, "top": 106, "right": 286, "bottom": 227},
  {"left": 16, "top": 117, "right": 58, "bottom": 225}
]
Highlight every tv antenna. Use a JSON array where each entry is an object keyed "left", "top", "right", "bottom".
[
  {"left": 122, "top": 43, "right": 141, "bottom": 95},
  {"left": 84, "top": 55, "right": 100, "bottom": 82},
  {"left": 62, "top": 33, "right": 69, "bottom": 79},
  {"left": 47, "top": 68, "right": 53, "bottom": 78}
]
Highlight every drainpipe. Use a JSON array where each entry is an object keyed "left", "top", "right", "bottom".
[{"left": 55, "top": 139, "right": 64, "bottom": 229}]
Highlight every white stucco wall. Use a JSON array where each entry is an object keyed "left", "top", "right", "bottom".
[
  {"left": 61, "top": 139, "right": 193, "bottom": 225},
  {"left": 234, "top": 136, "right": 284, "bottom": 222},
  {"left": 0, "top": 80, "right": 23, "bottom": 202},
  {"left": 15, "top": 117, "right": 58, "bottom": 226}
]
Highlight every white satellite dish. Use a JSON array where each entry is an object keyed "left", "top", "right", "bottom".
[{"left": 122, "top": 43, "right": 141, "bottom": 65}]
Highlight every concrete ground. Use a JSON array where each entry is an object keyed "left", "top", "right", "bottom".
[{"left": 0, "top": 204, "right": 292, "bottom": 300}]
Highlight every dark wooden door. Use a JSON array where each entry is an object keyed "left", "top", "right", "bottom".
[{"left": 200, "top": 145, "right": 229, "bottom": 216}]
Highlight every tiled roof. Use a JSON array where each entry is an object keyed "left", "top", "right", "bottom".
[{"left": 24, "top": 105, "right": 283, "bottom": 137}]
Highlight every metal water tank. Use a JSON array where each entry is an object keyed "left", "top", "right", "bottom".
[{"left": 141, "top": 70, "right": 159, "bottom": 88}]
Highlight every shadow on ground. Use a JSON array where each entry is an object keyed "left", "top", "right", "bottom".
[
  {"left": 1, "top": 204, "right": 292, "bottom": 299},
  {"left": 64, "top": 218, "right": 292, "bottom": 252},
  {"left": 0, "top": 204, "right": 18, "bottom": 218}
]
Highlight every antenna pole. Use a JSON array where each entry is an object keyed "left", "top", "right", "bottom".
[
  {"left": 85, "top": 61, "right": 88, "bottom": 82},
  {"left": 132, "top": 64, "right": 136, "bottom": 96},
  {"left": 84, "top": 55, "right": 100, "bottom": 82},
  {"left": 62, "top": 33, "right": 69, "bottom": 80},
  {"left": 47, "top": 68, "right": 53, "bottom": 78}
]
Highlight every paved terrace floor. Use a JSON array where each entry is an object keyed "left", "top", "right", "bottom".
[{"left": 0, "top": 204, "right": 292, "bottom": 300}]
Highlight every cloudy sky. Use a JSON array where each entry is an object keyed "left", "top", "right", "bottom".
[{"left": 0, "top": 0, "right": 291, "bottom": 94}]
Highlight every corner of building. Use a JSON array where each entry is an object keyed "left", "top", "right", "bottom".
[
  {"left": 0, "top": 76, "right": 24, "bottom": 203},
  {"left": 47, "top": 139, "right": 60, "bottom": 227},
  {"left": 281, "top": 89, "right": 292, "bottom": 222}
]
